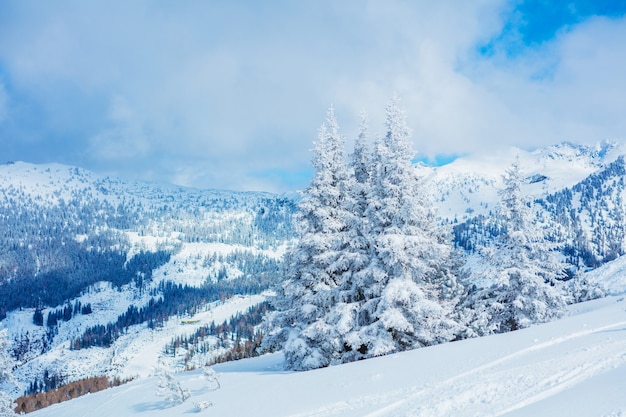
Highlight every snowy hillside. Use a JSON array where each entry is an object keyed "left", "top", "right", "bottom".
[
  {"left": 27, "top": 290, "right": 626, "bottom": 416},
  {"left": 3, "top": 289, "right": 267, "bottom": 389},
  {"left": 0, "top": 161, "right": 295, "bottom": 396},
  {"left": 0, "top": 161, "right": 280, "bottom": 208},
  {"left": 586, "top": 255, "right": 626, "bottom": 295},
  {"left": 445, "top": 144, "right": 626, "bottom": 270},
  {"left": 422, "top": 141, "right": 624, "bottom": 222}
]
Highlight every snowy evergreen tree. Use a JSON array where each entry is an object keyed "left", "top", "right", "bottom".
[
  {"left": 464, "top": 159, "right": 567, "bottom": 335},
  {"left": 262, "top": 107, "right": 354, "bottom": 370},
  {"left": 351, "top": 113, "right": 371, "bottom": 191},
  {"left": 264, "top": 99, "right": 465, "bottom": 369},
  {"left": 328, "top": 113, "right": 377, "bottom": 363},
  {"left": 265, "top": 113, "right": 377, "bottom": 366},
  {"left": 342, "top": 97, "right": 463, "bottom": 358},
  {"left": 566, "top": 271, "right": 605, "bottom": 304}
]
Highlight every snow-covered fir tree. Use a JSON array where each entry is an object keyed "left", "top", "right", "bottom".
[
  {"left": 566, "top": 271, "right": 605, "bottom": 304},
  {"left": 262, "top": 107, "right": 355, "bottom": 370},
  {"left": 342, "top": 97, "right": 463, "bottom": 358},
  {"left": 463, "top": 158, "right": 567, "bottom": 335},
  {"left": 324, "top": 113, "right": 380, "bottom": 364},
  {"left": 264, "top": 99, "right": 465, "bottom": 369}
]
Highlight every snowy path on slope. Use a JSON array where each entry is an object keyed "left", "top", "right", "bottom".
[
  {"left": 110, "top": 294, "right": 266, "bottom": 379},
  {"left": 368, "top": 320, "right": 626, "bottom": 417}
]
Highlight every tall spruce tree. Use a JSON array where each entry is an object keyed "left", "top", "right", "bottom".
[
  {"left": 329, "top": 113, "right": 376, "bottom": 363},
  {"left": 263, "top": 100, "right": 465, "bottom": 369},
  {"left": 343, "top": 97, "right": 463, "bottom": 358},
  {"left": 262, "top": 107, "right": 354, "bottom": 370},
  {"left": 464, "top": 158, "right": 567, "bottom": 335}
]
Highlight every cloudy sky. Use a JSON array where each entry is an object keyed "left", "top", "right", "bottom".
[{"left": 1, "top": 1, "right": 625, "bottom": 193}]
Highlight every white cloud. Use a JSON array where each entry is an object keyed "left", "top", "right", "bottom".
[
  {"left": 338, "top": 10, "right": 626, "bottom": 159},
  {"left": 459, "top": 15, "right": 626, "bottom": 150},
  {"left": 0, "top": 1, "right": 625, "bottom": 191},
  {"left": 88, "top": 95, "right": 150, "bottom": 160}
]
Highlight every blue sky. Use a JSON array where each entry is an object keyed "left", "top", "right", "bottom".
[{"left": 1, "top": 1, "right": 625, "bottom": 192}]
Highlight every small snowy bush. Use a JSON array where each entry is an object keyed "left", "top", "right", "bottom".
[{"left": 154, "top": 367, "right": 190, "bottom": 405}]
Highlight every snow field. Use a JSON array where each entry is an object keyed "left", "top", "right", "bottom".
[
  {"left": 28, "top": 295, "right": 626, "bottom": 417},
  {"left": 587, "top": 255, "right": 626, "bottom": 295}
]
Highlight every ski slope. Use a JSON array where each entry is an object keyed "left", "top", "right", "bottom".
[{"left": 29, "top": 294, "right": 626, "bottom": 417}]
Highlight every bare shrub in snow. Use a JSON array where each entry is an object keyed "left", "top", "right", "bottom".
[{"left": 154, "top": 367, "right": 190, "bottom": 405}]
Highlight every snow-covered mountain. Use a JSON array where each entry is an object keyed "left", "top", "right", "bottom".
[
  {"left": 0, "top": 161, "right": 296, "bottom": 397},
  {"left": 0, "top": 161, "right": 296, "bottom": 297},
  {"left": 421, "top": 141, "right": 624, "bottom": 222},
  {"left": 2, "top": 140, "right": 626, "bottom": 412},
  {"left": 433, "top": 141, "right": 626, "bottom": 269}
]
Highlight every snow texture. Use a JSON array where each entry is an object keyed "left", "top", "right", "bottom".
[{"left": 25, "top": 292, "right": 626, "bottom": 417}]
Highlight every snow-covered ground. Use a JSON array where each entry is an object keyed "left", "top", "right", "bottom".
[
  {"left": 110, "top": 293, "right": 267, "bottom": 380},
  {"left": 587, "top": 255, "right": 626, "bottom": 296},
  {"left": 28, "top": 294, "right": 626, "bottom": 416},
  {"left": 4, "top": 286, "right": 266, "bottom": 393}
]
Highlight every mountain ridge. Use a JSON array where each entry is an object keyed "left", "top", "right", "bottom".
[{"left": 420, "top": 140, "right": 625, "bottom": 222}]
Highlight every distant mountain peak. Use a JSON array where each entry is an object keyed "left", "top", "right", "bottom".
[{"left": 420, "top": 140, "right": 625, "bottom": 222}]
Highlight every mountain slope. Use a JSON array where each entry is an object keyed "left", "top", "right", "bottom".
[
  {"left": 0, "top": 161, "right": 296, "bottom": 395},
  {"left": 27, "top": 292, "right": 626, "bottom": 417},
  {"left": 447, "top": 144, "right": 626, "bottom": 270},
  {"left": 421, "top": 141, "right": 624, "bottom": 222},
  {"left": 0, "top": 161, "right": 296, "bottom": 309}
]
